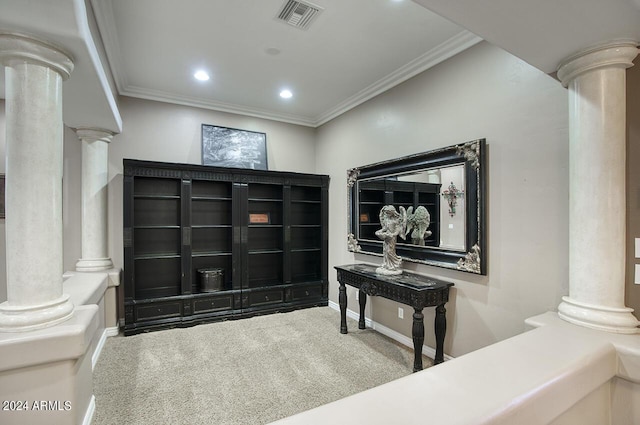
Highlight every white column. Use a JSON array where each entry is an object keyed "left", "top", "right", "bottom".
[
  {"left": 75, "top": 127, "right": 114, "bottom": 272},
  {"left": 557, "top": 41, "right": 640, "bottom": 334},
  {"left": 0, "top": 33, "right": 74, "bottom": 331}
]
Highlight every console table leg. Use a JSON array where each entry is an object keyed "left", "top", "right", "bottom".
[
  {"left": 339, "top": 283, "right": 348, "bottom": 334},
  {"left": 434, "top": 303, "right": 447, "bottom": 365},
  {"left": 358, "top": 290, "right": 366, "bottom": 329},
  {"left": 412, "top": 308, "right": 425, "bottom": 372}
]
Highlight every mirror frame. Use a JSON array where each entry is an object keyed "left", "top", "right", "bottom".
[{"left": 347, "top": 138, "right": 486, "bottom": 275}]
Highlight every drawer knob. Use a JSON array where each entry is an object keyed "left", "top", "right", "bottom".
[{"left": 265, "top": 295, "right": 270, "bottom": 301}]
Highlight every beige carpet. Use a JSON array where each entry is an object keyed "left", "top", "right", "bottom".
[{"left": 93, "top": 306, "right": 431, "bottom": 425}]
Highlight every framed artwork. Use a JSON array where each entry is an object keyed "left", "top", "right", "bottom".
[{"left": 202, "top": 124, "right": 268, "bottom": 170}]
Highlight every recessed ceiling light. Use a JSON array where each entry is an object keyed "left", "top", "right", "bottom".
[
  {"left": 194, "top": 70, "right": 210, "bottom": 81},
  {"left": 280, "top": 89, "right": 293, "bottom": 99}
]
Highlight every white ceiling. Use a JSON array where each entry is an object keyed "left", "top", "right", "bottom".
[
  {"left": 0, "top": 0, "right": 123, "bottom": 132},
  {"left": 1, "top": 0, "right": 639, "bottom": 133},
  {"left": 413, "top": 0, "right": 640, "bottom": 74},
  {"left": 92, "top": 0, "right": 480, "bottom": 127}
]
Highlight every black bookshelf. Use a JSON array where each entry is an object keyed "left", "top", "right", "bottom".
[{"left": 123, "top": 159, "right": 329, "bottom": 335}]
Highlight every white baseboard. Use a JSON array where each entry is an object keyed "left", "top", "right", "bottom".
[
  {"left": 92, "top": 329, "right": 108, "bottom": 370},
  {"left": 92, "top": 327, "right": 118, "bottom": 371},
  {"left": 328, "top": 299, "right": 374, "bottom": 328},
  {"left": 328, "top": 300, "right": 453, "bottom": 362},
  {"left": 105, "top": 326, "right": 120, "bottom": 337},
  {"left": 83, "top": 395, "right": 96, "bottom": 425}
]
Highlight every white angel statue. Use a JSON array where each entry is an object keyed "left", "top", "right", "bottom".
[
  {"left": 405, "top": 205, "right": 432, "bottom": 246},
  {"left": 374, "top": 205, "right": 407, "bottom": 275}
]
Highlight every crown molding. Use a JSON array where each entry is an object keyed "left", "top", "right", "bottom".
[
  {"left": 314, "top": 30, "right": 482, "bottom": 126},
  {"left": 121, "top": 85, "right": 318, "bottom": 127}
]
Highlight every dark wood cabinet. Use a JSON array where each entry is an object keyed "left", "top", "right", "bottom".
[{"left": 123, "top": 159, "right": 329, "bottom": 335}]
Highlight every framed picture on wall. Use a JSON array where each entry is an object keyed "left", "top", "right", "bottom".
[{"left": 201, "top": 124, "right": 268, "bottom": 170}]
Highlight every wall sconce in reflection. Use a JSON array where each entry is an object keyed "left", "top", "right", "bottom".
[{"left": 442, "top": 182, "right": 463, "bottom": 217}]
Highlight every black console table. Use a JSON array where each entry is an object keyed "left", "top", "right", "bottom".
[{"left": 335, "top": 264, "right": 454, "bottom": 372}]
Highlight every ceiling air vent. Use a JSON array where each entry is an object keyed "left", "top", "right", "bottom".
[{"left": 277, "top": 0, "right": 323, "bottom": 30}]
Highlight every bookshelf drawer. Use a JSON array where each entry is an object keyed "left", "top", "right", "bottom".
[
  {"left": 193, "top": 293, "right": 234, "bottom": 314},
  {"left": 135, "top": 300, "right": 182, "bottom": 322}
]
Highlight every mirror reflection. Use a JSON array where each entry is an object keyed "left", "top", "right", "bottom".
[{"left": 356, "top": 165, "right": 466, "bottom": 252}]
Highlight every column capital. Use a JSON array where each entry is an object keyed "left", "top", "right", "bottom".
[
  {"left": 557, "top": 40, "right": 638, "bottom": 87},
  {"left": 0, "top": 32, "right": 74, "bottom": 80},
  {"left": 74, "top": 127, "right": 116, "bottom": 144}
]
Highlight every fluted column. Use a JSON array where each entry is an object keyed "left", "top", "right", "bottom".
[
  {"left": 557, "top": 41, "right": 640, "bottom": 334},
  {"left": 0, "top": 33, "right": 74, "bottom": 331},
  {"left": 75, "top": 128, "right": 114, "bottom": 272}
]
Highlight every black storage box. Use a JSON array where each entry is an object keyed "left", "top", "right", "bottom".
[{"left": 198, "top": 268, "right": 224, "bottom": 292}]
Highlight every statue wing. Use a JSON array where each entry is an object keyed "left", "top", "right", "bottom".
[{"left": 398, "top": 206, "right": 407, "bottom": 240}]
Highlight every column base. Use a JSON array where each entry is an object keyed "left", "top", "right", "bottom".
[
  {"left": 75, "top": 257, "right": 114, "bottom": 272},
  {"left": 558, "top": 296, "right": 639, "bottom": 334},
  {"left": 0, "top": 294, "right": 74, "bottom": 332}
]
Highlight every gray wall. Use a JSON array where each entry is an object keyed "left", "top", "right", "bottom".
[{"left": 315, "top": 42, "right": 570, "bottom": 356}]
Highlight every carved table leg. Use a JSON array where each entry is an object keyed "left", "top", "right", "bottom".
[
  {"left": 339, "top": 282, "right": 348, "bottom": 334},
  {"left": 434, "top": 303, "right": 447, "bottom": 365},
  {"left": 358, "top": 289, "right": 366, "bottom": 329},
  {"left": 412, "top": 308, "right": 425, "bottom": 372}
]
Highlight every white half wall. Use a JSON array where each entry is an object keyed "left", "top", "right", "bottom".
[{"left": 315, "top": 41, "right": 570, "bottom": 357}]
